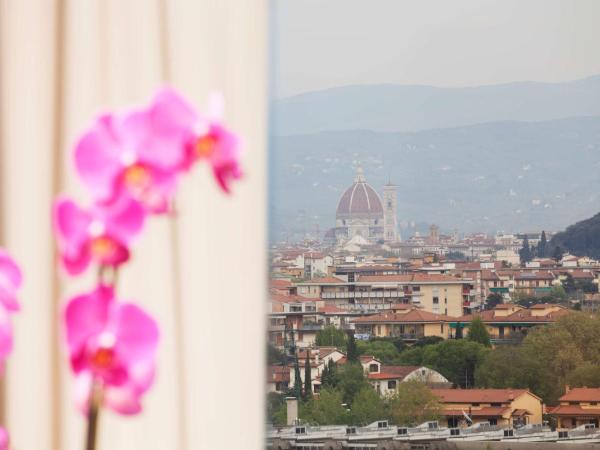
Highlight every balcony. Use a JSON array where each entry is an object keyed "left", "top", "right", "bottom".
[
  {"left": 299, "top": 323, "right": 325, "bottom": 331},
  {"left": 321, "top": 291, "right": 423, "bottom": 300}
]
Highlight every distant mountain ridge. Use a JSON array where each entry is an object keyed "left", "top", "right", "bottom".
[
  {"left": 272, "top": 75, "right": 600, "bottom": 135},
  {"left": 270, "top": 116, "right": 600, "bottom": 240}
]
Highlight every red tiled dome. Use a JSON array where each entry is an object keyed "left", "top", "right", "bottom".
[{"left": 336, "top": 169, "right": 383, "bottom": 218}]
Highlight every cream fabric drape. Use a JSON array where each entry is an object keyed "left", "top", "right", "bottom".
[{"left": 0, "top": 1, "right": 266, "bottom": 449}]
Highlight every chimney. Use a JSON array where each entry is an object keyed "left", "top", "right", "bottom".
[
  {"left": 565, "top": 385, "right": 571, "bottom": 394},
  {"left": 286, "top": 397, "right": 299, "bottom": 425}
]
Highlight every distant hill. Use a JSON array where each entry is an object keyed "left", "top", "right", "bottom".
[
  {"left": 549, "top": 213, "right": 600, "bottom": 259},
  {"left": 272, "top": 75, "right": 600, "bottom": 135},
  {"left": 270, "top": 116, "right": 600, "bottom": 241}
]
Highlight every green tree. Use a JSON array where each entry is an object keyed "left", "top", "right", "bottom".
[
  {"left": 552, "top": 245, "right": 564, "bottom": 262},
  {"left": 563, "top": 274, "right": 577, "bottom": 294},
  {"left": 414, "top": 336, "right": 444, "bottom": 347},
  {"left": 300, "top": 388, "right": 349, "bottom": 425},
  {"left": 356, "top": 340, "right": 402, "bottom": 364},
  {"left": 486, "top": 293, "right": 503, "bottom": 310},
  {"left": 321, "top": 358, "right": 338, "bottom": 388},
  {"left": 293, "top": 356, "right": 302, "bottom": 399},
  {"left": 346, "top": 332, "right": 360, "bottom": 363},
  {"left": 539, "top": 231, "right": 548, "bottom": 258},
  {"left": 421, "top": 340, "right": 489, "bottom": 387},
  {"left": 336, "top": 362, "right": 370, "bottom": 406},
  {"left": 397, "top": 345, "right": 426, "bottom": 365},
  {"left": 550, "top": 285, "right": 567, "bottom": 302},
  {"left": 467, "top": 317, "right": 491, "bottom": 347},
  {"left": 267, "top": 343, "right": 287, "bottom": 365},
  {"left": 388, "top": 380, "right": 441, "bottom": 426},
  {"left": 567, "top": 363, "right": 600, "bottom": 387},
  {"left": 267, "top": 392, "right": 287, "bottom": 425},
  {"left": 476, "top": 314, "right": 599, "bottom": 404},
  {"left": 519, "top": 236, "right": 533, "bottom": 263},
  {"left": 350, "top": 387, "right": 386, "bottom": 425},
  {"left": 304, "top": 353, "right": 312, "bottom": 400},
  {"left": 315, "top": 326, "right": 347, "bottom": 348}
]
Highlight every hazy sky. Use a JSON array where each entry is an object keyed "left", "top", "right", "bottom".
[{"left": 271, "top": 0, "right": 600, "bottom": 98}]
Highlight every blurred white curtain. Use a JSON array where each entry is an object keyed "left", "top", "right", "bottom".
[{"left": 0, "top": 1, "right": 266, "bottom": 449}]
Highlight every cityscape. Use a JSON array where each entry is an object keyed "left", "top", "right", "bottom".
[
  {"left": 267, "top": 2, "right": 600, "bottom": 447},
  {"left": 268, "top": 165, "right": 600, "bottom": 447}
]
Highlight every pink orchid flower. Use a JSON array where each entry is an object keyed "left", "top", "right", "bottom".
[
  {"left": 0, "top": 427, "right": 8, "bottom": 450},
  {"left": 64, "top": 285, "right": 159, "bottom": 415},
  {"left": 53, "top": 196, "right": 146, "bottom": 275},
  {"left": 0, "top": 250, "right": 21, "bottom": 374},
  {"left": 184, "top": 93, "right": 243, "bottom": 193},
  {"left": 75, "top": 89, "right": 197, "bottom": 213},
  {"left": 0, "top": 250, "right": 22, "bottom": 313}
]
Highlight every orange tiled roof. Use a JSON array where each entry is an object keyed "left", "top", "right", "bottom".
[
  {"left": 270, "top": 294, "right": 315, "bottom": 304},
  {"left": 550, "top": 405, "right": 600, "bottom": 416},
  {"left": 560, "top": 388, "right": 600, "bottom": 402},
  {"left": 271, "top": 279, "right": 292, "bottom": 289},
  {"left": 455, "top": 307, "right": 570, "bottom": 324},
  {"left": 443, "top": 407, "right": 511, "bottom": 417},
  {"left": 267, "top": 365, "right": 290, "bottom": 383},
  {"left": 432, "top": 388, "right": 532, "bottom": 403},
  {"left": 300, "top": 276, "right": 346, "bottom": 284},
  {"left": 367, "top": 365, "right": 422, "bottom": 380},
  {"left": 352, "top": 309, "right": 447, "bottom": 324}
]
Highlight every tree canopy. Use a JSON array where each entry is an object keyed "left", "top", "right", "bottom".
[
  {"left": 467, "top": 317, "right": 491, "bottom": 347},
  {"left": 476, "top": 313, "right": 600, "bottom": 404},
  {"left": 388, "top": 380, "right": 442, "bottom": 426},
  {"left": 315, "top": 326, "right": 347, "bottom": 348}
]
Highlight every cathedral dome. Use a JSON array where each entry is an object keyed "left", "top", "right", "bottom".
[{"left": 336, "top": 168, "right": 384, "bottom": 218}]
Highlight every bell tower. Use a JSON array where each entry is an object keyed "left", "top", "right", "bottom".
[{"left": 383, "top": 182, "right": 399, "bottom": 242}]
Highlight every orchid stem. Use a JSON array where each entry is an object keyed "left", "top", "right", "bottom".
[{"left": 85, "top": 382, "right": 103, "bottom": 450}]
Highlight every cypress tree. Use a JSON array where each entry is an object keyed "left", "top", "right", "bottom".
[
  {"left": 467, "top": 317, "right": 491, "bottom": 347},
  {"left": 539, "top": 231, "right": 547, "bottom": 258},
  {"left": 519, "top": 236, "right": 532, "bottom": 263},
  {"left": 346, "top": 332, "right": 360, "bottom": 363},
  {"left": 304, "top": 352, "right": 312, "bottom": 400},
  {"left": 293, "top": 355, "right": 302, "bottom": 399}
]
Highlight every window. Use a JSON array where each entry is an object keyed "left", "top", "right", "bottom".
[
  {"left": 491, "top": 403, "right": 501, "bottom": 407},
  {"left": 388, "top": 380, "right": 397, "bottom": 389},
  {"left": 369, "top": 363, "right": 379, "bottom": 373},
  {"left": 489, "top": 418, "right": 498, "bottom": 426},
  {"left": 440, "top": 323, "right": 444, "bottom": 333},
  {"left": 433, "top": 296, "right": 439, "bottom": 304},
  {"left": 413, "top": 286, "right": 420, "bottom": 292}
]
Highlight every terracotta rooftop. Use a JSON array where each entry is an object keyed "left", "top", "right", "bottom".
[
  {"left": 432, "top": 388, "right": 532, "bottom": 403},
  {"left": 298, "top": 276, "right": 346, "bottom": 285},
  {"left": 550, "top": 405, "right": 600, "bottom": 416},
  {"left": 367, "top": 365, "right": 424, "bottom": 381},
  {"left": 267, "top": 365, "right": 290, "bottom": 383},
  {"left": 443, "top": 407, "right": 512, "bottom": 417},
  {"left": 455, "top": 306, "right": 569, "bottom": 323},
  {"left": 560, "top": 388, "right": 600, "bottom": 402},
  {"left": 357, "top": 274, "right": 469, "bottom": 284},
  {"left": 352, "top": 309, "right": 447, "bottom": 324}
]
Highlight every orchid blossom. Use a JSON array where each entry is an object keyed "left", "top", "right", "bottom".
[
  {"left": 0, "top": 427, "right": 8, "bottom": 450},
  {"left": 0, "top": 249, "right": 22, "bottom": 374},
  {"left": 65, "top": 285, "right": 159, "bottom": 415},
  {"left": 184, "top": 93, "right": 243, "bottom": 193},
  {"left": 52, "top": 88, "right": 240, "bottom": 450},
  {"left": 74, "top": 90, "right": 197, "bottom": 213},
  {"left": 53, "top": 196, "right": 146, "bottom": 276}
]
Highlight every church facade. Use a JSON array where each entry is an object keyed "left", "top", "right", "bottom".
[{"left": 332, "top": 168, "right": 399, "bottom": 245}]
